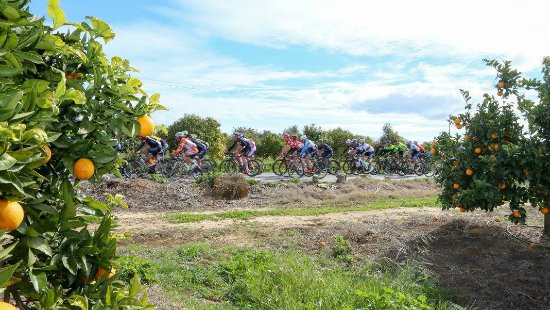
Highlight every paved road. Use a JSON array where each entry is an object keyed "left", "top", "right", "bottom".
[{"left": 249, "top": 172, "right": 427, "bottom": 182}]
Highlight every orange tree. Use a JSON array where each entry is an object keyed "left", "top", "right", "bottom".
[
  {"left": 432, "top": 57, "right": 550, "bottom": 236},
  {"left": 0, "top": 0, "right": 164, "bottom": 308}
]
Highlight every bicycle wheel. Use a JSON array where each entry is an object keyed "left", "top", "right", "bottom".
[
  {"left": 312, "top": 162, "right": 328, "bottom": 179},
  {"left": 165, "top": 159, "right": 184, "bottom": 178},
  {"left": 247, "top": 159, "right": 262, "bottom": 176},
  {"left": 328, "top": 159, "right": 340, "bottom": 175},
  {"left": 287, "top": 160, "right": 305, "bottom": 177},
  {"left": 220, "top": 159, "right": 239, "bottom": 173},
  {"left": 272, "top": 158, "right": 287, "bottom": 176},
  {"left": 202, "top": 159, "right": 216, "bottom": 173}
]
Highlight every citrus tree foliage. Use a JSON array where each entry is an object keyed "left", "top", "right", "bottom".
[
  {"left": 167, "top": 114, "right": 225, "bottom": 158},
  {"left": 432, "top": 58, "right": 550, "bottom": 235},
  {"left": 0, "top": 0, "right": 162, "bottom": 307}
]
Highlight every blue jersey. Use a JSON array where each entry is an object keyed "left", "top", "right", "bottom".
[{"left": 299, "top": 139, "right": 317, "bottom": 156}]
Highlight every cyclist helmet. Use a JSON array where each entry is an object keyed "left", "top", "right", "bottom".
[
  {"left": 283, "top": 133, "right": 289, "bottom": 139},
  {"left": 300, "top": 134, "right": 307, "bottom": 141},
  {"left": 345, "top": 138, "right": 351, "bottom": 144},
  {"left": 175, "top": 131, "right": 185, "bottom": 138},
  {"left": 358, "top": 138, "right": 365, "bottom": 143},
  {"left": 413, "top": 141, "right": 418, "bottom": 145}
]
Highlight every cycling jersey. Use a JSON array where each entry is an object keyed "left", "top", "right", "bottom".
[
  {"left": 173, "top": 138, "right": 198, "bottom": 157},
  {"left": 191, "top": 138, "right": 209, "bottom": 159},
  {"left": 318, "top": 143, "right": 333, "bottom": 158},
  {"left": 138, "top": 136, "right": 162, "bottom": 156},
  {"left": 299, "top": 139, "right": 317, "bottom": 157}
]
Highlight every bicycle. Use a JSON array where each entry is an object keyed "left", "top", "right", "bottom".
[
  {"left": 163, "top": 155, "right": 203, "bottom": 179},
  {"left": 303, "top": 155, "right": 328, "bottom": 179},
  {"left": 120, "top": 152, "right": 169, "bottom": 178},
  {"left": 219, "top": 153, "right": 262, "bottom": 176}
]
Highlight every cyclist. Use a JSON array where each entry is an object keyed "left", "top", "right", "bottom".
[
  {"left": 358, "top": 139, "right": 375, "bottom": 172},
  {"left": 136, "top": 136, "right": 163, "bottom": 167},
  {"left": 288, "top": 134, "right": 303, "bottom": 157},
  {"left": 280, "top": 133, "right": 293, "bottom": 156},
  {"left": 316, "top": 139, "right": 333, "bottom": 170},
  {"left": 393, "top": 139, "right": 408, "bottom": 158},
  {"left": 299, "top": 135, "right": 317, "bottom": 172},
  {"left": 406, "top": 140, "right": 421, "bottom": 166},
  {"left": 185, "top": 133, "right": 209, "bottom": 169},
  {"left": 228, "top": 132, "right": 256, "bottom": 174},
  {"left": 172, "top": 131, "right": 199, "bottom": 169}
]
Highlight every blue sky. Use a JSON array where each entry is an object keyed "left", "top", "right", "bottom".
[{"left": 30, "top": 0, "right": 550, "bottom": 142}]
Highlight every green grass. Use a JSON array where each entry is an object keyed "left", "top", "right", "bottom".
[
  {"left": 124, "top": 243, "right": 459, "bottom": 309},
  {"left": 166, "top": 196, "right": 439, "bottom": 223}
]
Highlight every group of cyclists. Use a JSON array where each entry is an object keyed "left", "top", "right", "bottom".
[{"left": 134, "top": 130, "right": 429, "bottom": 176}]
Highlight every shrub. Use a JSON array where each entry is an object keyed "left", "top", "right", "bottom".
[
  {"left": 195, "top": 170, "right": 223, "bottom": 189},
  {"left": 213, "top": 174, "right": 250, "bottom": 199},
  {"left": 117, "top": 255, "right": 158, "bottom": 284}
]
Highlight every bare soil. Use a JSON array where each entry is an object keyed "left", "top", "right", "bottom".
[{"left": 80, "top": 176, "right": 550, "bottom": 310}]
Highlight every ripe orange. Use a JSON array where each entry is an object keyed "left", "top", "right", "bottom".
[
  {"left": 456, "top": 123, "right": 463, "bottom": 129},
  {"left": 498, "top": 183, "right": 507, "bottom": 190},
  {"left": 430, "top": 148, "right": 437, "bottom": 155},
  {"left": 454, "top": 118, "right": 461, "bottom": 125},
  {"left": 431, "top": 141, "right": 437, "bottom": 147},
  {"left": 453, "top": 183, "right": 460, "bottom": 190},
  {"left": 474, "top": 148, "right": 482, "bottom": 154},
  {"left": 95, "top": 267, "right": 116, "bottom": 280},
  {"left": 73, "top": 158, "right": 95, "bottom": 180},
  {"left": 491, "top": 133, "right": 498, "bottom": 139},
  {"left": 147, "top": 158, "right": 155, "bottom": 165},
  {"left": 137, "top": 115, "right": 155, "bottom": 137},
  {"left": 465, "top": 169, "right": 473, "bottom": 176},
  {"left": 497, "top": 89, "right": 503, "bottom": 96},
  {"left": 497, "top": 81, "right": 505, "bottom": 88},
  {"left": 512, "top": 210, "right": 520, "bottom": 218},
  {"left": 0, "top": 302, "right": 17, "bottom": 310},
  {"left": 492, "top": 143, "right": 499, "bottom": 150},
  {"left": 319, "top": 241, "right": 326, "bottom": 248},
  {"left": 43, "top": 145, "right": 52, "bottom": 164},
  {"left": 459, "top": 207, "right": 466, "bottom": 213},
  {"left": 0, "top": 199, "right": 25, "bottom": 231},
  {"left": 541, "top": 208, "right": 549, "bottom": 215}
]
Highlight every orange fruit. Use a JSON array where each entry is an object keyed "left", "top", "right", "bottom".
[
  {"left": 497, "top": 89, "right": 503, "bottom": 96},
  {"left": 512, "top": 210, "right": 520, "bottom": 218},
  {"left": 319, "top": 241, "right": 326, "bottom": 248},
  {"left": 541, "top": 208, "right": 549, "bottom": 215},
  {"left": 430, "top": 148, "right": 437, "bottom": 155},
  {"left": 456, "top": 123, "right": 463, "bottom": 129},
  {"left": 474, "top": 148, "right": 482, "bottom": 154},
  {"left": 73, "top": 158, "right": 95, "bottom": 180},
  {"left": 453, "top": 183, "right": 460, "bottom": 190},
  {"left": 497, "top": 81, "right": 505, "bottom": 88},
  {"left": 491, "top": 133, "right": 498, "bottom": 139},
  {"left": 0, "top": 199, "right": 24, "bottom": 232},
  {"left": 147, "top": 158, "right": 155, "bottom": 165},
  {"left": 137, "top": 115, "right": 155, "bottom": 137},
  {"left": 454, "top": 118, "right": 461, "bottom": 125},
  {"left": 43, "top": 145, "right": 52, "bottom": 164},
  {"left": 498, "top": 183, "right": 507, "bottom": 190},
  {"left": 492, "top": 143, "right": 499, "bottom": 150},
  {"left": 459, "top": 207, "right": 466, "bottom": 213},
  {"left": 465, "top": 169, "right": 473, "bottom": 176},
  {"left": 0, "top": 302, "right": 17, "bottom": 310},
  {"left": 431, "top": 141, "right": 437, "bottom": 147},
  {"left": 94, "top": 267, "right": 116, "bottom": 280}
]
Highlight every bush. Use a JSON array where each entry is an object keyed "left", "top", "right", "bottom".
[
  {"left": 117, "top": 255, "right": 158, "bottom": 284},
  {"left": 213, "top": 174, "right": 250, "bottom": 199},
  {"left": 195, "top": 170, "right": 223, "bottom": 189}
]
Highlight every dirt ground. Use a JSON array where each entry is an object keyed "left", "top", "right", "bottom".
[{"left": 80, "top": 176, "right": 550, "bottom": 310}]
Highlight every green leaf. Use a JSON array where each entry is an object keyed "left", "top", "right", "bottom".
[
  {"left": 12, "top": 50, "right": 45, "bottom": 64},
  {"left": 0, "top": 65, "right": 20, "bottom": 77},
  {"left": 61, "top": 89, "right": 86, "bottom": 104},
  {"left": 148, "top": 93, "right": 160, "bottom": 105},
  {"left": 77, "top": 118, "right": 97, "bottom": 135},
  {"left": 47, "top": 0, "right": 66, "bottom": 29},
  {"left": 62, "top": 255, "right": 78, "bottom": 275},
  {"left": 0, "top": 263, "right": 19, "bottom": 288},
  {"left": 85, "top": 16, "right": 115, "bottom": 43},
  {"left": 27, "top": 237, "right": 53, "bottom": 256},
  {"left": 0, "top": 153, "right": 18, "bottom": 170},
  {"left": 61, "top": 179, "right": 76, "bottom": 218},
  {"left": 68, "top": 295, "right": 88, "bottom": 310},
  {"left": 29, "top": 270, "right": 47, "bottom": 292},
  {"left": 27, "top": 248, "right": 36, "bottom": 267},
  {"left": 0, "top": 242, "right": 17, "bottom": 260}
]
